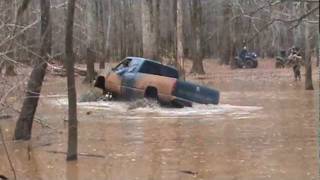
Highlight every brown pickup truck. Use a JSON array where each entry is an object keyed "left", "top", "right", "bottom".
[{"left": 97, "top": 57, "right": 220, "bottom": 107}]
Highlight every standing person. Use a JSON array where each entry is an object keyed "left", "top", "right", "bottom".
[{"left": 288, "top": 49, "right": 302, "bottom": 81}]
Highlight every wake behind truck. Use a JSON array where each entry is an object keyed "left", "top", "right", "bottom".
[{"left": 98, "top": 57, "right": 219, "bottom": 107}]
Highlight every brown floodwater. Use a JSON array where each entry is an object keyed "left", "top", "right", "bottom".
[{"left": 0, "top": 60, "right": 319, "bottom": 180}]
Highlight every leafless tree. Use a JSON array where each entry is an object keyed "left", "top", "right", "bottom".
[
  {"left": 65, "top": 0, "right": 78, "bottom": 161},
  {"left": 303, "top": 2, "right": 314, "bottom": 90},
  {"left": 14, "top": 0, "right": 52, "bottom": 140}
]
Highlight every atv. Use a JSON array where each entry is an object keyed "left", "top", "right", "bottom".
[
  {"left": 275, "top": 50, "right": 287, "bottom": 68},
  {"left": 234, "top": 52, "right": 258, "bottom": 68}
]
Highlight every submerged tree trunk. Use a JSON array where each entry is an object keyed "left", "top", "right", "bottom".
[
  {"left": 65, "top": 0, "right": 78, "bottom": 161},
  {"left": 190, "top": 0, "right": 205, "bottom": 74},
  {"left": 141, "top": 0, "right": 157, "bottom": 59},
  {"left": 14, "top": 0, "right": 51, "bottom": 140}
]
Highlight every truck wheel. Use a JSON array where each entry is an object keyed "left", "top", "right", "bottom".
[
  {"left": 94, "top": 76, "right": 106, "bottom": 92},
  {"left": 144, "top": 87, "right": 158, "bottom": 100}
]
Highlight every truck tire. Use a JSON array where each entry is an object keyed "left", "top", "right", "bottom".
[{"left": 144, "top": 87, "right": 158, "bottom": 100}]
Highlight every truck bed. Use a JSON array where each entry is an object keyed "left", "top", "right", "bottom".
[{"left": 173, "top": 81, "right": 220, "bottom": 105}]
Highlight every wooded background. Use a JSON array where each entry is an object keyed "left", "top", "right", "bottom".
[{"left": 0, "top": 0, "right": 319, "bottom": 74}]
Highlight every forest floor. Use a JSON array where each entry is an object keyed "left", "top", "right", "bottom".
[{"left": 0, "top": 58, "right": 319, "bottom": 180}]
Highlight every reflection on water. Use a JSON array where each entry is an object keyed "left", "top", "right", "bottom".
[{"left": 0, "top": 70, "right": 318, "bottom": 180}]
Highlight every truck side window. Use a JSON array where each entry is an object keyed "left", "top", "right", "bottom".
[
  {"left": 138, "top": 61, "right": 179, "bottom": 79},
  {"left": 113, "top": 59, "right": 132, "bottom": 72},
  {"left": 139, "top": 61, "right": 161, "bottom": 76}
]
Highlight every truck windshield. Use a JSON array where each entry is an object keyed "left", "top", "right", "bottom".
[{"left": 139, "top": 61, "right": 179, "bottom": 79}]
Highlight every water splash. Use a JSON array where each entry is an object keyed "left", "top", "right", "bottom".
[{"left": 47, "top": 97, "right": 262, "bottom": 120}]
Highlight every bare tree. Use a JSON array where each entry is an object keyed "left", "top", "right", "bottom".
[
  {"left": 65, "top": 0, "right": 78, "bottom": 161},
  {"left": 190, "top": 0, "right": 205, "bottom": 74},
  {"left": 14, "top": 0, "right": 52, "bottom": 140}
]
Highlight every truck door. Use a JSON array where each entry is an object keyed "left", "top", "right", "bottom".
[{"left": 120, "top": 62, "right": 140, "bottom": 100}]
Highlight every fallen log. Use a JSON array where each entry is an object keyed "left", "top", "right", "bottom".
[
  {"left": 0, "top": 175, "right": 8, "bottom": 180},
  {"left": 0, "top": 114, "right": 12, "bottom": 120},
  {"left": 48, "top": 64, "right": 88, "bottom": 77},
  {"left": 46, "top": 150, "right": 105, "bottom": 159}
]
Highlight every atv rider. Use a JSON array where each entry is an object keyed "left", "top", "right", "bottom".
[{"left": 239, "top": 46, "right": 248, "bottom": 60}]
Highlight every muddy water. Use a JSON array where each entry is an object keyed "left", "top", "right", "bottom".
[{"left": 0, "top": 62, "right": 319, "bottom": 180}]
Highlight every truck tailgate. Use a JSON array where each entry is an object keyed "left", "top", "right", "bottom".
[{"left": 173, "top": 81, "right": 220, "bottom": 105}]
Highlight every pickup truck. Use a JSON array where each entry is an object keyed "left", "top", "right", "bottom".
[{"left": 97, "top": 57, "right": 219, "bottom": 107}]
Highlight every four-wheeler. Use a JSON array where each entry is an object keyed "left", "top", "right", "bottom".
[
  {"left": 234, "top": 52, "right": 258, "bottom": 68},
  {"left": 275, "top": 50, "right": 288, "bottom": 68}
]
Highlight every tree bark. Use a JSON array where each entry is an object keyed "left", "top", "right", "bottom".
[
  {"left": 190, "top": 0, "right": 205, "bottom": 74},
  {"left": 14, "top": 0, "right": 51, "bottom": 140},
  {"left": 65, "top": 0, "right": 78, "bottom": 161}
]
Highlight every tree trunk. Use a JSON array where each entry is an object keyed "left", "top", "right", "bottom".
[
  {"left": 190, "top": 0, "right": 205, "bottom": 74},
  {"left": 84, "top": 0, "right": 97, "bottom": 83},
  {"left": 316, "top": 32, "right": 319, "bottom": 67},
  {"left": 141, "top": 0, "right": 157, "bottom": 59},
  {"left": 98, "top": 0, "right": 106, "bottom": 70},
  {"left": 221, "top": 0, "right": 233, "bottom": 66},
  {"left": 14, "top": 0, "right": 51, "bottom": 140},
  {"left": 155, "top": 0, "right": 161, "bottom": 60},
  {"left": 65, "top": 0, "right": 78, "bottom": 161},
  {"left": 105, "top": 0, "right": 112, "bottom": 63},
  {"left": 303, "top": 2, "right": 313, "bottom": 90},
  {"left": 176, "top": 0, "right": 185, "bottom": 78}
]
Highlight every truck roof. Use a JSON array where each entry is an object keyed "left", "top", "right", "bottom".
[
  {"left": 126, "top": 56, "right": 162, "bottom": 64},
  {"left": 125, "top": 57, "right": 179, "bottom": 79},
  {"left": 126, "top": 56, "right": 176, "bottom": 69}
]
